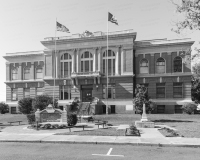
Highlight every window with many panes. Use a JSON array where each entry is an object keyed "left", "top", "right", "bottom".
[
  {"left": 173, "top": 82, "right": 183, "bottom": 98},
  {"left": 156, "top": 83, "right": 165, "bottom": 98},
  {"left": 174, "top": 56, "right": 182, "bottom": 72},
  {"left": 11, "top": 88, "right": 18, "bottom": 101},
  {"left": 103, "top": 50, "right": 115, "bottom": 76},
  {"left": 140, "top": 59, "right": 149, "bottom": 74},
  {"left": 24, "top": 88, "right": 30, "bottom": 98},
  {"left": 156, "top": 58, "right": 165, "bottom": 74},
  {"left": 60, "top": 86, "right": 71, "bottom": 100},
  {"left": 102, "top": 85, "right": 115, "bottom": 99},
  {"left": 36, "top": 68, "right": 43, "bottom": 79},
  {"left": 60, "top": 53, "right": 72, "bottom": 77},
  {"left": 24, "top": 68, "right": 30, "bottom": 80},
  {"left": 81, "top": 52, "right": 93, "bottom": 72},
  {"left": 11, "top": 68, "right": 18, "bottom": 80}
]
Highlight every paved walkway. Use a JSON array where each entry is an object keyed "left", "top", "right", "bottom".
[{"left": 0, "top": 123, "right": 200, "bottom": 148}]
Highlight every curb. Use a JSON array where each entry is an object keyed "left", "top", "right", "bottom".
[{"left": 0, "top": 140, "right": 200, "bottom": 148}]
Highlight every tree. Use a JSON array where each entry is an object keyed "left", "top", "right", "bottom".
[
  {"left": 132, "top": 84, "right": 155, "bottom": 115},
  {"left": 191, "top": 76, "right": 200, "bottom": 104},
  {"left": 32, "top": 95, "right": 58, "bottom": 111},
  {"left": 18, "top": 98, "right": 33, "bottom": 114},
  {"left": 172, "top": 0, "right": 200, "bottom": 34},
  {"left": 0, "top": 102, "right": 9, "bottom": 114}
]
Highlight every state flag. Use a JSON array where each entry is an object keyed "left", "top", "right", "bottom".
[
  {"left": 108, "top": 12, "right": 118, "bottom": 25},
  {"left": 57, "top": 22, "right": 70, "bottom": 33}
]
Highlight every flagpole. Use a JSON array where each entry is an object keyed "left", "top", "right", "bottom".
[
  {"left": 53, "top": 18, "right": 57, "bottom": 108},
  {"left": 106, "top": 12, "right": 109, "bottom": 115}
]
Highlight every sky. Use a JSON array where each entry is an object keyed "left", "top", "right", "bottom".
[{"left": 0, "top": 0, "right": 199, "bottom": 102}]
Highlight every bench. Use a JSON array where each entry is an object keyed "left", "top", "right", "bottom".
[
  {"left": 8, "top": 121, "right": 22, "bottom": 125},
  {"left": 95, "top": 121, "right": 108, "bottom": 129},
  {"left": 74, "top": 124, "right": 87, "bottom": 131},
  {"left": 65, "top": 126, "right": 72, "bottom": 132}
]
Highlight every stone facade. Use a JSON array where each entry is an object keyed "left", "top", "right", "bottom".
[{"left": 3, "top": 30, "right": 194, "bottom": 114}]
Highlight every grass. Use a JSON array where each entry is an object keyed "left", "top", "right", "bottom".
[
  {"left": 56, "top": 128, "right": 125, "bottom": 136},
  {"left": 1, "top": 112, "right": 200, "bottom": 138}
]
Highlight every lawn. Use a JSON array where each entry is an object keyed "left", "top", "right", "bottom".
[
  {"left": 1, "top": 112, "right": 200, "bottom": 138},
  {"left": 0, "top": 114, "right": 28, "bottom": 126}
]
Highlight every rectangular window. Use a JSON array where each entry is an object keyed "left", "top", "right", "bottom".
[
  {"left": 36, "top": 68, "right": 43, "bottom": 79},
  {"left": 173, "top": 82, "right": 183, "bottom": 98},
  {"left": 175, "top": 105, "right": 182, "bottom": 113},
  {"left": 156, "top": 83, "right": 165, "bottom": 98},
  {"left": 102, "top": 85, "right": 115, "bottom": 99},
  {"left": 157, "top": 105, "right": 165, "bottom": 113},
  {"left": 12, "top": 69, "right": 18, "bottom": 80},
  {"left": 11, "top": 88, "right": 18, "bottom": 101},
  {"left": 24, "top": 88, "right": 30, "bottom": 98},
  {"left": 36, "top": 88, "right": 43, "bottom": 96},
  {"left": 85, "top": 61, "right": 89, "bottom": 72},
  {"left": 24, "top": 68, "right": 30, "bottom": 80},
  {"left": 60, "top": 86, "right": 71, "bottom": 100}
]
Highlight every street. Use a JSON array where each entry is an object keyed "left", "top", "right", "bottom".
[{"left": 0, "top": 142, "right": 199, "bottom": 160}]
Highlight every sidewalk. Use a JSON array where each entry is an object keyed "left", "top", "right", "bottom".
[{"left": 1, "top": 124, "right": 200, "bottom": 148}]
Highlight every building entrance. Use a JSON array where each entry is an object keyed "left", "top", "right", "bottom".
[{"left": 81, "top": 85, "right": 93, "bottom": 102}]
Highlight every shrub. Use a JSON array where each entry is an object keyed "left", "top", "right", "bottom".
[
  {"left": 182, "top": 103, "right": 197, "bottom": 114},
  {"left": 18, "top": 98, "right": 33, "bottom": 114},
  {"left": 0, "top": 102, "right": 9, "bottom": 114},
  {"left": 27, "top": 114, "right": 35, "bottom": 124},
  {"left": 67, "top": 113, "right": 78, "bottom": 126},
  {"left": 32, "top": 95, "right": 58, "bottom": 111}
]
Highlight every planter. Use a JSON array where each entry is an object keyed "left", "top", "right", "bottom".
[{"left": 125, "top": 128, "right": 140, "bottom": 136}]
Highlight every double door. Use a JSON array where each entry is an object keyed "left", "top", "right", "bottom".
[{"left": 82, "top": 85, "right": 93, "bottom": 102}]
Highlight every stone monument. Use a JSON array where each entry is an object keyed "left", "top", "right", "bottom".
[
  {"left": 135, "top": 103, "right": 155, "bottom": 128},
  {"left": 35, "top": 104, "right": 67, "bottom": 123}
]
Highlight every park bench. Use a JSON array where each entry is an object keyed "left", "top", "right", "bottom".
[
  {"left": 8, "top": 121, "right": 22, "bottom": 125},
  {"left": 95, "top": 121, "right": 108, "bottom": 129},
  {"left": 74, "top": 124, "right": 88, "bottom": 131}
]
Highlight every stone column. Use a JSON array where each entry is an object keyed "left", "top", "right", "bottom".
[
  {"left": 73, "top": 49, "right": 76, "bottom": 72},
  {"left": 30, "top": 62, "right": 35, "bottom": 80},
  {"left": 121, "top": 48, "right": 124, "bottom": 75},
  {"left": 97, "top": 47, "right": 101, "bottom": 72},
  {"left": 18, "top": 63, "right": 22, "bottom": 80},
  {"left": 6, "top": 62, "right": 10, "bottom": 81},
  {"left": 57, "top": 51, "right": 60, "bottom": 78},
  {"left": 76, "top": 49, "right": 80, "bottom": 73},
  {"left": 115, "top": 46, "right": 120, "bottom": 75},
  {"left": 93, "top": 49, "right": 96, "bottom": 72},
  {"left": 72, "top": 53, "right": 74, "bottom": 73}
]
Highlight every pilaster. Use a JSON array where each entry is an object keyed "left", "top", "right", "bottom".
[
  {"left": 18, "top": 63, "right": 22, "bottom": 80},
  {"left": 6, "top": 62, "right": 10, "bottom": 81},
  {"left": 121, "top": 48, "right": 124, "bottom": 75},
  {"left": 30, "top": 62, "right": 35, "bottom": 80}
]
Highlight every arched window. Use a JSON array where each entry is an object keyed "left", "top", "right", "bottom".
[
  {"left": 140, "top": 59, "right": 149, "bottom": 74},
  {"left": 81, "top": 51, "right": 93, "bottom": 72},
  {"left": 60, "top": 53, "right": 72, "bottom": 77},
  {"left": 103, "top": 50, "right": 115, "bottom": 76},
  {"left": 156, "top": 57, "right": 165, "bottom": 74},
  {"left": 174, "top": 56, "right": 182, "bottom": 72}
]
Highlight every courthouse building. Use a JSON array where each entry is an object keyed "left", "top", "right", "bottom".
[{"left": 4, "top": 29, "right": 193, "bottom": 114}]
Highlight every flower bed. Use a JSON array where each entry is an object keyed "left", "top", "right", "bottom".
[
  {"left": 159, "top": 127, "right": 183, "bottom": 137},
  {"left": 28, "top": 123, "right": 69, "bottom": 130}
]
